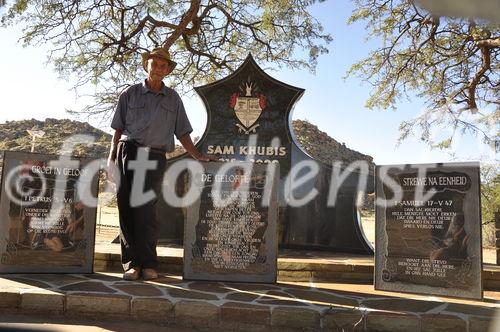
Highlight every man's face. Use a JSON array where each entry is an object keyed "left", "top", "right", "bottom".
[{"left": 146, "top": 56, "right": 171, "bottom": 81}]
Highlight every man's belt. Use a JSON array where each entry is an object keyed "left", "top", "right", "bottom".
[{"left": 120, "top": 140, "right": 166, "bottom": 156}]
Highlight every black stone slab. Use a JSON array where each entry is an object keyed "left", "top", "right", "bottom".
[
  {"left": 0, "top": 151, "right": 98, "bottom": 273},
  {"left": 158, "top": 54, "right": 374, "bottom": 254},
  {"left": 375, "top": 162, "right": 482, "bottom": 299},
  {"left": 183, "top": 161, "right": 278, "bottom": 283}
]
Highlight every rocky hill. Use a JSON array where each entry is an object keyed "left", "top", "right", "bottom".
[
  {"left": 0, "top": 118, "right": 111, "bottom": 159},
  {"left": 0, "top": 118, "right": 374, "bottom": 171},
  {"left": 292, "top": 119, "right": 374, "bottom": 168}
]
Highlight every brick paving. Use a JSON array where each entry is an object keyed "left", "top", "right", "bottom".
[
  {"left": 0, "top": 229, "right": 497, "bottom": 331},
  {"left": 0, "top": 271, "right": 498, "bottom": 331}
]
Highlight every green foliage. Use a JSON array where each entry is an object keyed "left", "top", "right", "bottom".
[
  {"left": 347, "top": 0, "right": 499, "bottom": 148},
  {"left": 481, "top": 164, "right": 500, "bottom": 225},
  {"left": 1, "top": 0, "right": 331, "bottom": 121}
]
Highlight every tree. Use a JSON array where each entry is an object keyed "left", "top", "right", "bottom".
[
  {"left": 1, "top": 0, "right": 331, "bottom": 119},
  {"left": 480, "top": 163, "right": 500, "bottom": 246},
  {"left": 481, "top": 163, "right": 500, "bottom": 225},
  {"left": 347, "top": 0, "right": 499, "bottom": 148}
]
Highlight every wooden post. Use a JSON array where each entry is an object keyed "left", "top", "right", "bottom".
[{"left": 496, "top": 212, "right": 500, "bottom": 266}]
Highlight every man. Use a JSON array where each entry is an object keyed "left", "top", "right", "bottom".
[{"left": 107, "top": 47, "right": 211, "bottom": 280}]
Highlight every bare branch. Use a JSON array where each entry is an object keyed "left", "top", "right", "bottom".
[{"left": 163, "top": 0, "right": 201, "bottom": 50}]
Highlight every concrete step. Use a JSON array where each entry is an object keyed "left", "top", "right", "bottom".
[
  {"left": 1, "top": 272, "right": 498, "bottom": 331},
  {"left": 94, "top": 242, "right": 500, "bottom": 290}
]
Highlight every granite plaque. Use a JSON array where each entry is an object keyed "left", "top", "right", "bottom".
[
  {"left": 183, "top": 161, "right": 278, "bottom": 283},
  {"left": 0, "top": 151, "right": 98, "bottom": 273},
  {"left": 375, "top": 162, "right": 482, "bottom": 299},
  {"left": 159, "top": 54, "right": 374, "bottom": 254}
]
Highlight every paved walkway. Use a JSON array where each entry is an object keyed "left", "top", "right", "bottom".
[
  {"left": 1, "top": 231, "right": 498, "bottom": 331},
  {"left": 0, "top": 314, "right": 195, "bottom": 332},
  {"left": 1, "top": 271, "right": 499, "bottom": 331}
]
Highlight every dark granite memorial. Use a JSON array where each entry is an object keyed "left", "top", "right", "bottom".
[
  {"left": 183, "top": 161, "right": 278, "bottom": 282},
  {"left": 158, "top": 55, "right": 374, "bottom": 254},
  {"left": 0, "top": 151, "right": 98, "bottom": 273},
  {"left": 375, "top": 162, "right": 482, "bottom": 299}
]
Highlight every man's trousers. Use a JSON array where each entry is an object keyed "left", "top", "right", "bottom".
[{"left": 115, "top": 140, "right": 166, "bottom": 271}]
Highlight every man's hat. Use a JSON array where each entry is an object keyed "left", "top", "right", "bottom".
[{"left": 141, "top": 47, "right": 177, "bottom": 74}]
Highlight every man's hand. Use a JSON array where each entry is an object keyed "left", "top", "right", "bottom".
[
  {"left": 107, "top": 129, "right": 122, "bottom": 183},
  {"left": 106, "top": 157, "right": 118, "bottom": 184},
  {"left": 179, "top": 134, "right": 219, "bottom": 162}
]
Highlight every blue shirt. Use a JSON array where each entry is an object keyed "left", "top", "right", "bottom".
[{"left": 111, "top": 80, "right": 193, "bottom": 152}]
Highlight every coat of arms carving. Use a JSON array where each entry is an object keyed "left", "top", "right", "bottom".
[{"left": 229, "top": 80, "right": 267, "bottom": 134}]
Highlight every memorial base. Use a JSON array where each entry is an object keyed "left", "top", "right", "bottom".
[
  {"left": 81, "top": 229, "right": 500, "bottom": 331},
  {"left": 0, "top": 269, "right": 497, "bottom": 331},
  {"left": 92, "top": 242, "right": 500, "bottom": 291}
]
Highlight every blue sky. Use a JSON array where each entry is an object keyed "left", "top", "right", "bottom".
[{"left": 0, "top": 1, "right": 496, "bottom": 165}]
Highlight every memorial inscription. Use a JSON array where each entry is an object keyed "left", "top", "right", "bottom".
[
  {"left": 183, "top": 162, "right": 278, "bottom": 283},
  {"left": 375, "top": 162, "right": 482, "bottom": 299},
  {"left": 0, "top": 151, "right": 98, "bottom": 273}
]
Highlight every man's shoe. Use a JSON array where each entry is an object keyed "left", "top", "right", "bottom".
[
  {"left": 123, "top": 267, "right": 141, "bottom": 281},
  {"left": 142, "top": 268, "right": 159, "bottom": 280}
]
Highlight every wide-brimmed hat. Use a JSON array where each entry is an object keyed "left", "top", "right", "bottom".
[{"left": 141, "top": 47, "right": 177, "bottom": 74}]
